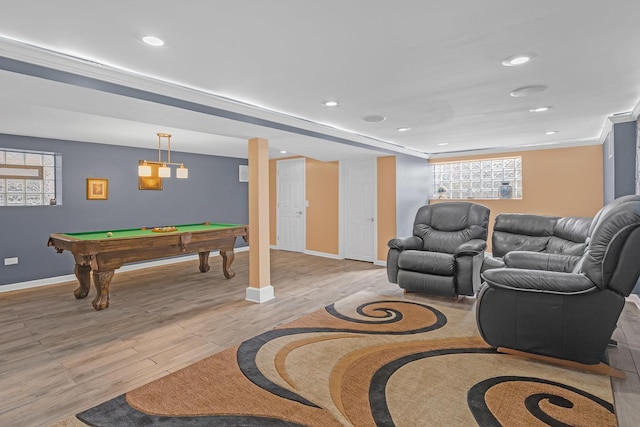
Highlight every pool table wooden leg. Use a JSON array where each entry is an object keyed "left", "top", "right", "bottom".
[
  {"left": 220, "top": 250, "right": 235, "bottom": 279},
  {"left": 198, "top": 251, "right": 210, "bottom": 272},
  {"left": 91, "top": 270, "right": 114, "bottom": 311},
  {"left": 73, "top": 264, "right": 92, "bottom": 299}
]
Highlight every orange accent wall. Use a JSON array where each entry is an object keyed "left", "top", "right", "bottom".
[
  {"left": 269, "top": 145, "right": 601, "bottom": 258},
  {"left": 269, "top": 157, "right": 340, "bottom": 254},
  {"left": 377, "top": 156, "right": 397, "bottom": 261},
  {"left": 430, "top": 145, "right": 603, "bottom": 251},
  {"left": 306, "top": 158, "right": 340, "bottom": 254}
]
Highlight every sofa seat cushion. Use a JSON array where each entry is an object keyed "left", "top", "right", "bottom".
[{"left": 397, "top": 250, "right": 454, "bottom": 276}]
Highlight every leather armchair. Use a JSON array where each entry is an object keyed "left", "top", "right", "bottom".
[
  {"left": 387, "top": 202, "right": 490, "bottom": 297},
  {"left": 476, "top": 196, "right": 640, "bottom": 365}
]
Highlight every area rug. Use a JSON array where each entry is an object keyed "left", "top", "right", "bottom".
[{"left": 64, "top": 293, "right": 616, "bottom": 426}]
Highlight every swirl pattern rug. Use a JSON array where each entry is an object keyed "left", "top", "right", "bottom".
[{"left": 68, "top": 293, "right": 616, "bottom": 426}]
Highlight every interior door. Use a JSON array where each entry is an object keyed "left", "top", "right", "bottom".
[
  {"left": 344, "top": 158, "right": 375, "bottom": 262},
  {"left": 276, "top": 158, "right": 305, "bottom": 252}
]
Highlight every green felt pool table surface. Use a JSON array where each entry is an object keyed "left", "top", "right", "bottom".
[{"left": 58, "top": 222, "right": 243, "bottom": 240}]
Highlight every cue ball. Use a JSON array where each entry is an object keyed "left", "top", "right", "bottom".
[{"left": 106, "top": 232, "right": 113, "bottom": 237}]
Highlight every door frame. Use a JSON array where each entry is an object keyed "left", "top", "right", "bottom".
[
  {"left": 275, "top": 157, "right": 306, "bottom": 252},
  {"left": 339, "top": 157, "right": 377, "bottom": 261}
]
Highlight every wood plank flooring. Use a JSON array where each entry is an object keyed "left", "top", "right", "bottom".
[{"left": 0, "top": 250, "right": 638, "bottom": 426}]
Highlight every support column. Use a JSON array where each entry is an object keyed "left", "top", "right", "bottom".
[{"left": 246, "top": 137, "right": 274, "bottom": 303}]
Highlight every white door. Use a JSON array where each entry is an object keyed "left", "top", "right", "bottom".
[
  {"left": 277, "top": 158, "right": 305, "bottom": 252},
  {"left": 343, "top": 159, "right": 375, "bottom": 262}
]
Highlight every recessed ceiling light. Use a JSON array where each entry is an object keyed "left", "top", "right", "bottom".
[
  {"left": 437, "top": 142, "right": 449, "bottom": 146},
  {"left": 530, "top": 106, "right": 552, "bottom": 112},
  {"left": 396, "top": 127, "right": 411, "bottom": 132},
  {"left": 142, "top": 36, "right": 164, "bottom": 47},
  {"left": 363, "top": 115, "right": 386, "bottom": 122},
  {"left": 545, "top": 131, "right": 558, "bottom": 135},
  {"left": 510, "top": 85, "right": 548, "bottom": 97},
  {"left": 501, "top": 53, "right": 536, "bottom": 66},
  {"left": 322, "top": 100, "right": 340, "bottom": 107},
  {"left": 279, "top": 150, "right": 287, "bottom": 154}
]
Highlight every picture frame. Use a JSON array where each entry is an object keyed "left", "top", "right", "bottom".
[
  {"left": 138, "top": 161, "right": 163, "bottom": 190},
  {"left": 86, "top": 178, "right": 108, "bottom": 200}
]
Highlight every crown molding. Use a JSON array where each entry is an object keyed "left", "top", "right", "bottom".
[
  {"left": 429, "top": 138, "right": 600, "bottom": 159},
  {"left": 0, "top": 36, "right": 428, "bottom": 159}
]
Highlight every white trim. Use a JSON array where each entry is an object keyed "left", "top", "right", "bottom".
[
  {"left": 303, "top": 250, "right": 342, "bottom": 260},
  {"left": 631, "top": 99, "right": 640, "bottom": 121},
  {"left": 245, "top": 285, "right": 275, "bottom": 303},
  {"left": 430, "top": 139, "right": 601, "bottom": 159},
  {"left": 626, "top": 294, "right": 640, "bottom": 312},
  {"left": 374, "top": 259, "right": 387, "bottom": 267},
  {"left": 600, "top": 111, "right": 639, "bottom": 144},
  {"left": 0, "top": 246, "right": 249, "bottom": 293},
  {"left": 0, "top": 273, "right": 77, "bottom": 293},
  {"left": 599, "top": 118, "right": 613, "bottom": 145},
  {"left": 0, "top": 36, "right": 427, "bottom": 160},
  {"left": 609, "top": 112, "right": 636, "bottom": 124}
]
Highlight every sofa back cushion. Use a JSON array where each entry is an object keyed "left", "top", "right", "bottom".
[
  {"left": 491, "top": 214, "right": 558, "bottom": 257},
  {"left": 413, "top": 202, "right": 490, "bottom": 254},
  {"left": 546, "top": 216, "right": 591, "bottom": 255}
]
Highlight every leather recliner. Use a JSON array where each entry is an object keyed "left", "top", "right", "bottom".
[
  {"left": 476, "top": 195, "right": 640, "bottom": 365},
  {"left": 387, "top": 202, "right": 490, "bottom": 297}
]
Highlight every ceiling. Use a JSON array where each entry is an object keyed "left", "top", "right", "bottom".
[{"left": 1, "top": 0, "right": 640, "bottom": 162}]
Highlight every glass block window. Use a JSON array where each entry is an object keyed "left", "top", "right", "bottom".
[
  {"left": 432, "top": 156, "right": 522, "bottom": 199},
  {"left": 0, "top": 148, "right": 61, "bottom": 206}
]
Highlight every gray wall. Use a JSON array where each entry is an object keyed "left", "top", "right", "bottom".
[
  {"left": 602, "top": 121, "right": 640, "bottom": 295},
  {"left": 604, "top": 121, "right": 637, "bottom": 204},
  {"left": 0, "top": 134, "right": 248, "bottom": 287},
  {"left": 395, "top": 154, "right": 431, "bottom": 237},
  {"left": 613, "top": 121, "right": 637, "bottom": 198}
]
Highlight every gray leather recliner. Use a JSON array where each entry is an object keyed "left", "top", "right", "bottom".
[
  {"left": 476, "top": 195, "right": 640, "bottom": 365},
  {"left": 387, "top": 202, "right": 490, "bottom": 297}
]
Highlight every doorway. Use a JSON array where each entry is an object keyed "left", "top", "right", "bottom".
[{"left": 276, "top": 158, "right": 305, "bottom": 252}]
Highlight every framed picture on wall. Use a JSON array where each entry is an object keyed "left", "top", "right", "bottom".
[{"left": 86, "top": 178, "right": 108, "bottom": 200}]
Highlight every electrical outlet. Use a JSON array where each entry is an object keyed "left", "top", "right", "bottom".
[{"left": 4, "top": 257, "right": 18, "bottom": 266}]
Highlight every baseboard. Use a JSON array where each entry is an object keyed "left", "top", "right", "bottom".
[
  {"left": 0, "top": 246, "right": 249, "bottom": 294},
  {"left": 303, "top": 249, "right": 342, "bottom": 260},
  {"left": 373, "top": 259, "right": 387, "bottom": 267},
  {"left": 627, "top": 294, "right": 640, "bottom": 312},
  {"left": 245, "top": 285, "right": 275, "bottom": 303}
]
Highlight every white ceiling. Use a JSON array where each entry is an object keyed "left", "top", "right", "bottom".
[{"left": 1, "top": 0, "right": 640, "bottom": 161}]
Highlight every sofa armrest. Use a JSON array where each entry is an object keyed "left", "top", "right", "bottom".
[
  {"left": 504, "top": 251, "right": 581, "bottom": 272},
  {"left": 387, "top": 236, "right": 423, "bottom": 251},
  {"left": 454, "top": 239, "right": 487, "bottom": 257},
  {"left": 482, "top": 268, "right": 596, "bottom": 294}
]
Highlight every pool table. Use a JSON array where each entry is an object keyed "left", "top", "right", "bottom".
[{"left": 48, "top": 222, "right": 249, "bottom": 311}]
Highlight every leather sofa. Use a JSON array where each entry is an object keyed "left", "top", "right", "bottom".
[
  {"left": 482, "top": 214, "right": 591, "bottom": 273},
  {"left": 476, "top": 195, "right": 640, "bottom": 365},
  {"left": 387, "top": 202, "right": 490, "bottom": 297}
]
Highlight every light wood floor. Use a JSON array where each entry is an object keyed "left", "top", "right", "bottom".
[{"left": 0, "top": 250, "right": 638, "bottom": 426}]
